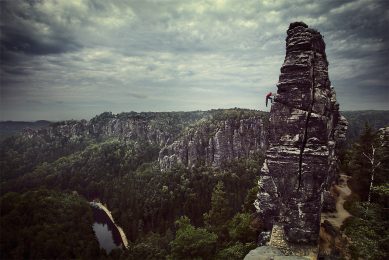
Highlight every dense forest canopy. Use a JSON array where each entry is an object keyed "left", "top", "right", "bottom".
[
  {"left": 0, "top": 190, "right": 102, "bottom": 259},
  {"left": 0, "top": 109, "right": 265, "bottom": 259}
]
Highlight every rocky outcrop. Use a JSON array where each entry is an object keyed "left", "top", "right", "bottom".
[
  {"left": 21, "top": 110, "right": 268, "bottom": 171},
  {"left": 88, "top": 117, "right": 171, "bottom": 146},
  {"left": 22, "top": 120, "right": 90, "bottom": 147},
  {"left": 23, "top": 115, "right": 175, "bottom": 147},
  {"left": 378, "top": 126, "right": 389, "bottom": 147},
  {"left": 158, "top": 117, "right": 266, "bottom": 170},
  {"left": 321, "top": 191, "right": 336, "bottom": 213},
  {"left": 254, "top": 22, "right": 348, "bottom": 256},
  {"left": 244, "top": 246, "right": 309, "bottom": 260}
]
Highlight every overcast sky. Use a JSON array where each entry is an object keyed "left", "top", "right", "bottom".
[{"left": 1, "top": 0, "right": 388, "bottom": 121}]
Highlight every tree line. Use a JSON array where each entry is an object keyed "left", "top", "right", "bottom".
[{"left": 341, "top": 124, "right": 388, "bottom": 259}]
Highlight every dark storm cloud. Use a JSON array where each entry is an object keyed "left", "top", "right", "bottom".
[
  {"left": 0, "top": 0, "right": 83, "bottom": 58},
  {"left": 0, "top": 24, "right": 81, "bottom": 55},
  {"left": 0, "top": 0, "right": 388, "bottom": 120}
]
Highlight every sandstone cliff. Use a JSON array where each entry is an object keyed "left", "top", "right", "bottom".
[
  {"left": 23, "top": 113, "right": 180, "bottom": 147},
  {"left": 254, "top": 22, "right": 348, "bottom": 256},
  {"left": 20, "top": 109, "right": 268, "bottom": 171},
  {"left": 158, "top": 116, "right": 267, "bottom": 170}
]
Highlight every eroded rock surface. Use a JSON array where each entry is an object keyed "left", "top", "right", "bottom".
[
  {"left": 23, "top": 116, "right": 172, "bottom": 147},
  {"left": 244, "top": 246, "right": 309, "bottom": 260},
  {"left": 21, "top": 110, "right": 268, "bottom": 171},
  {"left": 254, "top": 21, "right": 348, "bottom": 253},
  {"left": 378, "top": 126, "right": 389, "bottom": 147},
  {"left": 159, "top": 117, "right": 267, "bottom": 170}
]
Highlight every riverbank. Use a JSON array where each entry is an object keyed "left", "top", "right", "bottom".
[{"left": 90, "top": 201, "right": 129, "bottom": 249}]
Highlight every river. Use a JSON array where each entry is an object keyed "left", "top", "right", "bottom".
[{"left": 90, "top": 202, "right": 129, "bottom": 253}]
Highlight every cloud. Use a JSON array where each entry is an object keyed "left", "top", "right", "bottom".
[
  {"left": 1, "top": 0, "right": 388, "bottom": 120},
  {"left": 127, "top": 92, "right": 148, "bottom": 99},
  {"left": 1, "top": 0, "right": 83, "bottom": 56}
]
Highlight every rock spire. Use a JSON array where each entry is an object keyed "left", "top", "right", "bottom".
[{"left": 255, "top": 21, "right": 348, "bottom": 255}]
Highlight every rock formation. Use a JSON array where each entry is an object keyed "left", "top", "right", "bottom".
[
  {"left": 254, "top": 22, "right": 348, "bottom": 256},
  {"left": 22, "top": 113, "right": 184, "bottom": 148},
  {"left": 159, "top": 117, "right": 266, "bottom": 170},
  {"left": 244, "top": 246, "right": 308, "bottom": 260},
  {"left": 21, "top": 110, "right": 268, "bottom": 171},
  {"left": 378, "top": 126, "right": 389, "bottom": 147},
  {"left": 88, "top": 116, "right": 171, "bottom": 146}
]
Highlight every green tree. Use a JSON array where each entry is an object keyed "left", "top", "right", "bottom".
[
  {"left": 347, "top": 124, "right": 385, "bottom": 201},
  {"left": 125, "top": 231, "right": 172, "bottom": 260},
  {"left": 0, "top": 190, "right": 102, "bottom": 259},
  {"left": 228, "top": 213, "right": 257, "bottom": 243},
  {"left": 242, "top": 186, "right": 259, "bottom": 213},
  {"left": 215, "top": 242, "right": 255, "bottom": 260},
  {"left": 170, "top": 216, "right": 217, "bottom": 259},
  {"left": 203, "top": 181, "right": 232, "bottom": 241},
  {"left": 342, "top": 202, "right": 388, "bottom": 260},
  {"left": 372, "top": 183, "right": 389, "bottom": 207},
  {"left": 342, "top": 126, "right": 389, "bottom": 260}
]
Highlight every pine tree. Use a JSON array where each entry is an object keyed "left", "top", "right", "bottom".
[{"left": 203, "top": 181, "right": 232, "bottom": 242}]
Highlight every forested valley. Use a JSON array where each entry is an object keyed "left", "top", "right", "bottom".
[
  {"left": 0, "top": 109, "right": 388, "bottom": 259},
  {"left": 1, "top": 109, "right": 264, "bottom": 259}
]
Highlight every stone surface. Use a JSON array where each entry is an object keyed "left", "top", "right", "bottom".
[
  {"left": 269, "top": 225, "right": 319, "bottom": 259},
  {"left": 321, "top": 220, "right": 338, "bottom": 237},
  {"left": 378, "top": 126, "right": 389, "bottom": 147},
  {"left": 21, "top": 110, "right": 268, "bottom": 171},
  {"left": 255, "top": 21, "right": 348, "bottom": 255},
  {"left": 244, "top": 246, "right": 309, "bottom": 260},
  {"left": 159, "top": 117, "right": 266, "bottom": 170},
  {"left": 321, "top": 191, "right": 336, "bottom": 213},
  {"left": 23, "top": 117, "right": 172, "bottom": 147},
  {"left": 244, "top": 246, "right": 283, "bottom": 260}
]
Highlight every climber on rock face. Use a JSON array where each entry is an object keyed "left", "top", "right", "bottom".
[{"left": 265, "top": 92, "right": 274, "bottom": 107}]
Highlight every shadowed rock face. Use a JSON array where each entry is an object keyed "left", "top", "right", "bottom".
[{"left": 255, "top": 21, "right": 348, "bottom": 248}]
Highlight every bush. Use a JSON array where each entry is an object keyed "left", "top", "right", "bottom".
[
  {"left": 342, "top": 217, "right": 387, "bottom": 260},
  {"left": 228, "top": 213, "right": 257, "bottom": 243},
  {"left": 215, "top": 242, "right": 256, "bottom": 260},
  {"left": 169, "top": 216, "right": 217, "bottom": 259},
  {"left": 341, "top": 201, "right": 388, "bottom": 260}
]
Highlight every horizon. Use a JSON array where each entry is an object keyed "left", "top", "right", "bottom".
[
  {"left": 1, "top": 108, "right": 388, "bottom": 122},
  {"left": 1, "top": 0, "right": 388, "bottom": 121}
]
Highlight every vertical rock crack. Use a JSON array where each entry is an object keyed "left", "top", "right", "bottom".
[{"left": 297, "top": 52, "right": 316, "bottom": 191}]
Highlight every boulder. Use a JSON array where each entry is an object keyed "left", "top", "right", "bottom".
[{"left": 244, "top": 246, "right": 309, "bottom": 260}]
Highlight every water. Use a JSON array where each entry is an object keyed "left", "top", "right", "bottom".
[{"left": 91, "top": 205, "right": 123, "bottom": 253}]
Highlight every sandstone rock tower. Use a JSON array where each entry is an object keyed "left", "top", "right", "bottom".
[{"left": 255, "top": 22, "right": 347, "bottom": 257}]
